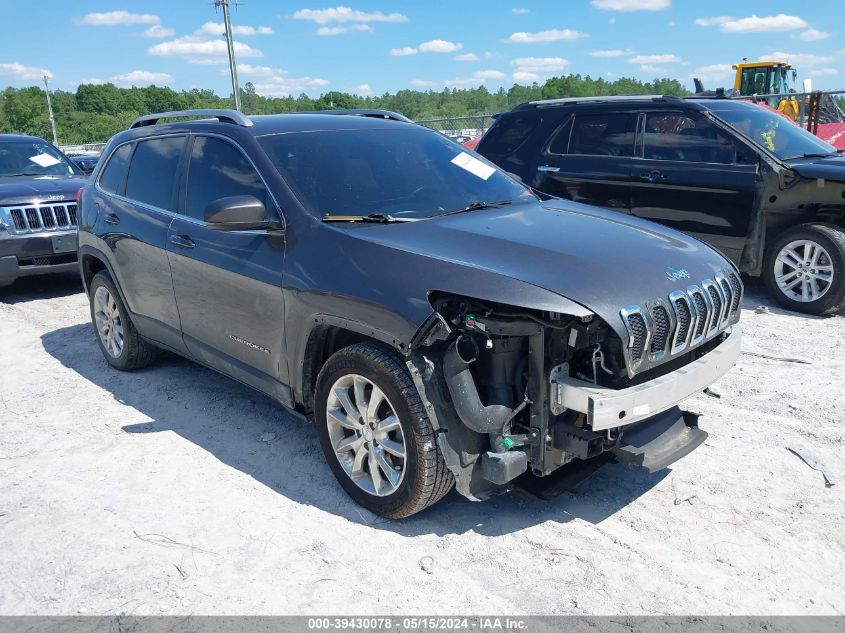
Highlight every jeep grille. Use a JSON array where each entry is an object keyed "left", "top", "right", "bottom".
[
  {"left": 2, "top": 202, "right": 78, "bottom": 234},
  {"left": 620, "top": 270, "right": 742, "bottom": 375}
]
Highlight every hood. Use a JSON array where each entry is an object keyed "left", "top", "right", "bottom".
[
  {"left": 788, "top": 155, "right": 845, "bottom": 183},
  {"left": 0, "top": 175, "right": 88, "bottom": 206},
  {"left": 350, "top": 200, "right": 735, "bottom": 326}
]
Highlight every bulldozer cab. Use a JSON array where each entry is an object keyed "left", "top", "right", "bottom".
[{"left": 733, "top": 61, "right": 800, "bottom": 118}]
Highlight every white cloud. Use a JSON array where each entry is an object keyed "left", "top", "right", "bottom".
[
  {"left": 292, "top": 7, "right": 407, "bottom": 25},
  {"left": 590, "top": 49, "right": 633, "bottom": 57},
  {"left": 628, "top": 54, "right": 681, "bottom": 64},
  {"left": 419, "top": 39, "right": 462, "bottom": 53},
  {"left": 768, "top": 51, "right": 837, "bottom": 67},
  {"left": 809, "top": 68, "right": 839, "bottom": 77},
  {"left": 148, "top": 36, "right": 263, "bottom": 60},
  {"left": 0, "top": 61, "right": 53, "bottom": 80},
  {"left": 79, "top": 77, "right": 105, "bottom": 85},
  {"left": 315, "top": 24, "right": 373, "bottom": 35},
  {"left": 142, "top": 25, "right": 174, "bottom": 38},
  {"left": 640, "top": 64, "right": 667, "bottom": 74},
  {"left": 694, "top": 16, "right": 733, "bottom": 26},
  {"left": 455, "top": 53, "right": 480, "bottom": 62},
  {"left": 591, "top": 0, "right": 670, "bottom": 11},
  {"left": 799, "top": 29, "right": 829, "bottom": 41},
  {"left": 352, "top": 83, "right": 374, "bottom": 95},
  {"left": 513, "top": 71, "right": 540, "bottom": 83},
  {"left": 390, "top": 47, "right": 418, "bottom": 56},
  {"left": 238, "top": 64, "right": 277, "bottom": 77},
  {"left": 410, "top": 79, "right": 437, "bottom": 88},
  {"left": 719, "top": 14, "right": 808, "bottom": 33},
  {"left": 197, "top": 21, "right": 273, "bottom": 36},
  {"left": 511, "top": 57, "right": 569, "bottom": 73},
  {"left": 608, "top": 17, "right": 616, "bottom": 24},
  {"left": 110, "top": 70, "right": 174, "bottom": 86},
  {"left": 253, "top": 72, "right": 329, "bottom": 97},
  {"left": 506, "top": 29, "right": 588, "bottom": 43},
  {"left": 81, "top": 10, "right": 160, "bottom": 26},
  {"left": 474, "top": 70, "right": 507, "bottom": 79},
  {"left": 691, "top": 64, "right": 734, "bottom": 81},
  {"left": 512, "top": 8, "right": 530, "bottom": 13}
]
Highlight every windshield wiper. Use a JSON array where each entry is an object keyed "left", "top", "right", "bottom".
[
  {"left": 782, "top": 152, "right": 839, "bottom": 160},
  {"left": 322, "top": 212, "right": 415, "bottom": 224},
  {"left": 440, "top": 200, "right": 513, "bottom": 217}
]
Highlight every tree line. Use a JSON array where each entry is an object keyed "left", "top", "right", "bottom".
[{"left": 0, "top": 74, "right": 689, "bottom": 145}]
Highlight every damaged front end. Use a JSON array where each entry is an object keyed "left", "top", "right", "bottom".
[{"left": 407, "top": 292, "right": 741, "bottom": 501}]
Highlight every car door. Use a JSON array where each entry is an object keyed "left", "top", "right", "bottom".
[
  {"left": 166, "top": 134, "right": 287, "bottom": 395},
  {"left": 531, "top": 111, "right": 638, "bottom": 211},
  {"left": 630, "top": 111, "right": 758, "bottom": 247},
  {"left": 94, "top": 135, "right": 186, "bottom": 352}
]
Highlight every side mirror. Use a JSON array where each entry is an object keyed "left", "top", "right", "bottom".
[
  {"left": 204, "top": 195, "right": 270, "bottom": 230},
  {"left": 72, "top": 158, "right": 95, "bottom": 175}
]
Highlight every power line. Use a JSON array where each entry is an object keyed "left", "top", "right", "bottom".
[
  {"left": 214, "top": 0, "right": 242, "bottom": 112},
  {"left": 43, "top": 74, "right": 58, "bottom": 146}
]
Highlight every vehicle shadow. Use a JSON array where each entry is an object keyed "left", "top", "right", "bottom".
[
  {"left": 0, "top": 272, "right": 82, "bottom": 304},
  {"left": 41, "top": 323, "right": 668, "bottom": 537}
]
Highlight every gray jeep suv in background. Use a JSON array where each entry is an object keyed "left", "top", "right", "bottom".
[
  {"left": 77, "top": 109, "right": 742, "bottom": 518},
  {"left": 0, "top": 135, "right": 87, "bottom": 287}
]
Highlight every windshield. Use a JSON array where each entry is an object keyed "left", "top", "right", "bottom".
[
  {"left": 258, "top": 127, "right": 532, "bottom": 219},
  {"left": 0, "top": 141, "right": 77, "bottom": 177},
  {"left": 708, "top": 102, "right": 837, "bottom": 161}
]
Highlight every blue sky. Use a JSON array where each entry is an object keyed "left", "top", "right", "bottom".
[{"left": 1, "top": 0, "right": 842, "bottom": 96}]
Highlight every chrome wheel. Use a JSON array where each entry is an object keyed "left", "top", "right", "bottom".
[
  {"left": 93, "top": 286, "right": 124, "bottom": 358},
  {"left": 325, "top": 374, "right": 406, "bottom": 497},
  {"left": 773, "top": 239, "right": 834, "bottom": 303}
]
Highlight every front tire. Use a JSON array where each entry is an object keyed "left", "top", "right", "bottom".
[
  {"left": 314, "top": 343, "right": 454, "bottom": 518},
  {"left": 88, "top": 272, "right": 158, "bottom": 371},
  {"left": 763, "top": 223, "right": 845, "bottom": 315}
]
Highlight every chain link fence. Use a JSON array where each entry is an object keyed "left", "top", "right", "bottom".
[{"left": 414, "top": 114, "right": 497, "bottom": 143}]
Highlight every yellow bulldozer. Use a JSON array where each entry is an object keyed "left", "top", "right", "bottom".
[{"left": 731, "top": 60, "right": 801, "bottom": 119}]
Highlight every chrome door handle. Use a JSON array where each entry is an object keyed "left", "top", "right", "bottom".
[
  {"left": 537, "top": 165, "right": 560, "bottom": 173},
  {"left": 169, "top": 234, "right": 196, "bottom": 249},
  {"left": 104, "top": 213, "right": 120, "bottom": 225},
  {"left": 640, "top": 170, "right": 667, "bottom": 183}
]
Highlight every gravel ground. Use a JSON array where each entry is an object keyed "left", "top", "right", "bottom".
[{"left": 0, "top": 273, "right": 843, "bottom": 616}]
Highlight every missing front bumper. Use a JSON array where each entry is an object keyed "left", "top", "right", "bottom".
[{"left": 611, "top": 407, "right": 707, "bottom": 472}]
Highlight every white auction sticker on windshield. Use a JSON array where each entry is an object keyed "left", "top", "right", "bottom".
[
  {"left": 451, "top": 152, "right": 496, "bottom": 180},
  {"left": 29, "top": 153, "right": 61, "bottom": 167}
]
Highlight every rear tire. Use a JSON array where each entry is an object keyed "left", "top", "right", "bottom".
[
  {"left": 763, "top": 223, "right": 845, "bottom": 315},
  {"left": 314, "top": 343, "right": 454, "bottom": 518},
  {"left": 88, "top": 271, "right": 158, "bottom": 371}
]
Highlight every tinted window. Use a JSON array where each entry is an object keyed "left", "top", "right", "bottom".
[
  {"left": 644, "top": 113, "right": 753, "bottom": 164},
  {"left": 185, "top": 137, "right": 268, "bottom": 220},
  {"left": 259, "top": 127, "right": 533, "bottom": 220},
  {"left": 569, "top": 114, "right": 636, "bottom": 157},
  {"left": 124, "top": 136, "right": 184, "bottom": 211},
  {"left": 481, "top": 114, "right": 540, "bottom": 154},
  {"left": 547, "top": 117, "right": 574, "bottom": 154},
  {"left": 98, "top": 143, "right": 133, "bottom": 194}
]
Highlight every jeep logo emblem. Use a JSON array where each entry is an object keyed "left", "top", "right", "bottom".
[{"left": 666, "top": 266, "right": 691, "bottom": 282}]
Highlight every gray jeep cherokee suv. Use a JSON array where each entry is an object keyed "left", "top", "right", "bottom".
[
  {"left": 78, "top": 109, "right": 742, "bottom": 518},
  {"left": 0, "top": 135, "right": 87, "bottom": 287}
]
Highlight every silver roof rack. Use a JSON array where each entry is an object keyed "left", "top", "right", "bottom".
[
  {"left": 526, "top": 95, "right": 673, "bottom": 107},
  {"left": 129, "top": 109, "right": 253, "bottom": 129}
]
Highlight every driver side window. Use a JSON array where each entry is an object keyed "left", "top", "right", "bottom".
[{"left": 184, "top": 136, "right": 269, "bottom": 221}]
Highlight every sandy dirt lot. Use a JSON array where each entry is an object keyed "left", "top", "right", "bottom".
[{"left": 1, "top": 273, "right": 843, "bottom": 616}]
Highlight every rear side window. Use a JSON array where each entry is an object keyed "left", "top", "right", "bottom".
[
  {"left": 481, "top": 114, "right": 540, "bottom": 154},
  {"left": 97, "top": 143, "right": 133, "bottom": 195},
  {"left": 569, "top": 113, "right": 636, "bottom": 157},
  {"left": 184, "top": 136, "right": 268, "bottom": 221},
  {"left": 124, "top": 136, "right": 184, "bottom": 211}
]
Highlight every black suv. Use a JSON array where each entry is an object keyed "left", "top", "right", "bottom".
[
  {"left": 78, "top": 109, "right": 742, "bottom": 518},
  {"left": 0, "top": 135, "right": 87, "bottom": 287},
  {"left": 477, "top": 96, "right": 845, "bottom": 315}
]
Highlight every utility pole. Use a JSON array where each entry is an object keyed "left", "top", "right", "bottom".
[
  {"left": 215, "top": 0, "right": 242, "bottom": 112},
  {"left": 43, "top": 74, "right": 58, "bottom": 146}
]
